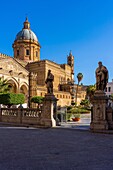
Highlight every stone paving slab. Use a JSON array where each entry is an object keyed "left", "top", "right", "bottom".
[{"left": 0, "top": 127, "right": 113, "bottom": 170}]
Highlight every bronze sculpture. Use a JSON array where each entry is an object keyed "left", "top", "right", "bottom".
[
  {"left": 95, "top": 61, "right": 108, "bottom": 91},
  {"left": 45, "top": 70, "right": 54, "bottom": 94}
]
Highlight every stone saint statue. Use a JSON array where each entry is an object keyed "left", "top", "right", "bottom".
[
  {"left": 45, "top": 70, "right": 54, "bottom": 94},
  {"left": 95, "top": 61, "right": 108, "bottom": 91}
]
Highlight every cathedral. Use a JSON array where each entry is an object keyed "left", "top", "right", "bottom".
[{"left": 0, "top": 18, "right": 78, "bottom": 107}]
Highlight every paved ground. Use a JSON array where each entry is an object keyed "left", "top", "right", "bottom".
[
  {"left": 0, "top": 126, "right": 113, "bottom": 170},
  {"left": 60, "top": 115, "right": 91, "bottom": 130}
]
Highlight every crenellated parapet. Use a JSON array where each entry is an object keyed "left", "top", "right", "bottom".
[{"left": 0, "top": 53, "right": 11, "bottom": 59}]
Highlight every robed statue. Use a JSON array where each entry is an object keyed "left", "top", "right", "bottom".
[
  {"left": 95, "top": 61, "right": 108, "bottom": 91},
  {"left": 45, "top": 70, "right": 54, "bottom": 94}
]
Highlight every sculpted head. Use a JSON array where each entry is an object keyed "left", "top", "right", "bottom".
[
  {"left": 48, "top": 69, "right": 51, "bottom": 73},
  {"left": 98, "top": 61, "right": 102, "bottom": 67}
]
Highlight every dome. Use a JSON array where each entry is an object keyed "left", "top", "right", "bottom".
[
  {"left": 15, "top": 29, "right": 38, "bottom": 41},
  {"left": 15, "top": 17, "right": 38, "bottom": 42}
]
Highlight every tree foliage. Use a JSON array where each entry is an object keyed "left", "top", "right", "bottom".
[
  {"left": 0, "top": 93, "right": 25, "bottom": 107},
  {"left": 0, "top": 78, "right": 10, "bottom": 93},
  {"left": 80, "top": 99, "right": 90, "bottom": 107},
  {"left": 86, "top": 85, "right": 96, "bottom": 102},
  {"left": 31, "top": 96, "right": 44, "bottom": 105},
  {"left": 77, "top": 73, "right": 83, "bottom": 84},
  {"left": 109, "top": 94, "right": 113, "bottom": 101}
]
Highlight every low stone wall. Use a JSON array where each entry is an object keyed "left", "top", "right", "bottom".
[
  {"left": 0, "top": 108, "right": 41, "bottom": 126},
  {"left": 0, "top": 94, "right": 57, "bottom": 128}
]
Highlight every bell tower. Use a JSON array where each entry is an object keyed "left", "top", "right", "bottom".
[
  {"left": 12, "top": 18, "right": 41, "bottom": 62},
  {"left": 67, "top": 51, "right": 75, "bottom": 105},
  {"left": 67, "top": 51, "right": 74, "bottom": 81}
]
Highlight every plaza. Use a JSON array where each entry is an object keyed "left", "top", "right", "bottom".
[{"left": 0, "top": 126, "right": 113, "bottom": 170}]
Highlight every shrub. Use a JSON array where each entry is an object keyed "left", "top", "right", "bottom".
[
  {"left": 31, "top": 96, "right": 44, "bottom": 104},
  {"left": 73, "top": 113, "right": 80, "bottom": 118},
  {"left": 67, "top": 105, "right": 73, "bottom": 111},
  {"left": 67, "top": 106, "right": 90, "bottom": 114},
  {"left": 67, "top": 112, "right": 73, "bottom": 121},
  {"left": 0, "top": 93, "right": 25, "bottom": 107}
]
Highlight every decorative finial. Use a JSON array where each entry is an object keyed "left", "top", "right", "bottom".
[
  {"left": 25, "top": 16, "right": 28, "bottom": 22},
  {"left": 69, "top": 50, "right": 72, "bottom": 56},
  {"left": 25, "top": 13, "right": 28, "bottom": 21}
]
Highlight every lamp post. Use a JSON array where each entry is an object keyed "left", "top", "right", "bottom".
[{"left": 75, "top": 73, "right": 83, "bottom": 105}]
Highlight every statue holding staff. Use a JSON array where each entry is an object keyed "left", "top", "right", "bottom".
[{"left": 95, "top": 61, "right": 108, "bottom": 91}]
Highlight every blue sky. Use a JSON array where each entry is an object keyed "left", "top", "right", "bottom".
[{"left": 0, "top": 0, "right": 113, "bottom": 85}]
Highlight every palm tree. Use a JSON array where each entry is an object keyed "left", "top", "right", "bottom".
[
  {"left": 75, "top": 73, "right": 83, "bottom": 105},
  {"left": 0, "top": 78, "right": 10, "bottom": 93},
  {"left": 77, "top": 73, "right": 83, "bottom": 83}
]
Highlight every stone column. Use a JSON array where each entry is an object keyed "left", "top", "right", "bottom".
[
  {"left": 90, "top": 90, "right": 108, "bottom": 131},
  {"left": 40, "top": 94, "right": 58, "bottom": 127},
  {"left": 29, "top": 72, "right": 37, "bottom": 108}
]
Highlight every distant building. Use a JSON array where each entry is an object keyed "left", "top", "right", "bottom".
[
  {"left": 105, "top": 80, "right": 113, "bottom": 107},
  {"left": 106, "top": 79, "right": 113, "bottom": 97}
]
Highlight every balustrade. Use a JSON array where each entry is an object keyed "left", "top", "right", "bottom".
[
  {"left": 0, "top": 108, "right": 42, "bottom": 124},
  {"left": 2, "top": 108, "right": 18, "bottom": 116}
]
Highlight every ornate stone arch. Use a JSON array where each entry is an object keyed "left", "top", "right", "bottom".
[
  {"left": 20, "top": 83, "right": 28, "bottom": 93},
  {"left": 6, "top": 77, "right": 18, "bottom": 93},
  {"left": 20, "top": 83, "right": 28, "bottom": 102}
]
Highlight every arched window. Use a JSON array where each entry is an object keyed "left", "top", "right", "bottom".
[
  {"left": 17, "top": 50, "right": 19, "bottom": 56},
  {"left": 26, "top": 49, "right": 30, "bottom": 55}
]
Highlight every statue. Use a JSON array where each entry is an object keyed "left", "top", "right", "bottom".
[
  {"left": 45, "top": 70, "right": 54, "bottom": 94},
  {"left": 95, "top": 61, "right": 108, "bottom": 91}
]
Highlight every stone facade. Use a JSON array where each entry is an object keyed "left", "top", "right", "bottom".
[
  {"left": 0, "top": 18, "right": 86, "bottom": 107},
  {"left": 0, "top": 54, "right": 28, "bottom": 103}
]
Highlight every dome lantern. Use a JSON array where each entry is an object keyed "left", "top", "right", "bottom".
[{"left": 23, "top": 17, "right": 30, "bottom": 29}]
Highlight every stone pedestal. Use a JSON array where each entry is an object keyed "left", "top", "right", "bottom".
[
  {"left": 90, "top": 90, "right": 108, "bottom": 131},
  {"left": 40, "top": 94, "right": 58, "bottom": 128}
]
